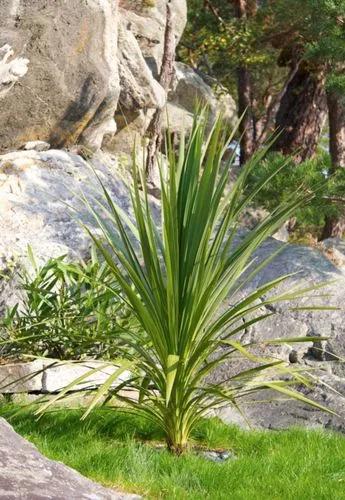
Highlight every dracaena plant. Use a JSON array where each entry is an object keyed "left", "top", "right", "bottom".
[{"left": 37, "top": 114, "right": 333, "bottom": 454}]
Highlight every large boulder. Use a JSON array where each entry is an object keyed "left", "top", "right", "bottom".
[
  {"left": 0, "top": 418, "right": 139, "bottom": 499},
  {"left": 119, "top": 0, "right": 187, "bottom": 76},
  {"left": 0, "top": 0, "right": 120, "bottom": 152},
  {"left": 0, "top": 149, "right": 132, "bottom": 268},
  {"left": 167, "top": 63, "right": 237, "bottom": 132},
  {"left": 0, "top": 0, "right": 236, "bottom": 157},
  {"left": 107, "top": 0, "right": 188, "bottom": 153},
  {"left": 0, "top": 148, "right": 160, "bottom": 313},
  {"left": 212, "top": 233, "right": 345, "bottom": 431}
]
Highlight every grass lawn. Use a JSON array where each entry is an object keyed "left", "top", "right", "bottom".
[{"left": 1, "top": 405, "right": 345, "bottom": 499}]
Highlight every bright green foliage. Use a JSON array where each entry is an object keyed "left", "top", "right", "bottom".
[
  {"left": 247, "top": 152, "right": 345, "bottom": 237},
  {"left": 268, "top": 0, "right": 345, "bottom": 92},
  {"left": 179, "top": 0, "right": 284, "bottom": 106},
  {"left": 39, "top": 115, "right": 332, "bottom": 454},
  {"left": 0, "top": 250, "right": 133, "bottom": 360},
  {"left": 3, "top": 407, "right": 345, "bottom": 499},
  {"left": 180, "top": 0, "right": 345, "bottom": 117}
]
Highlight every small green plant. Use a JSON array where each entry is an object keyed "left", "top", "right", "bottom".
[
  {"left": 36, "top": 115, "right": 334, "bottom": 454},
  {"left": 0, "top": 249, "right": 133, "bottom": 361}
]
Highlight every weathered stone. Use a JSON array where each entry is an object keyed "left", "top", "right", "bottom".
[
  {"left": 0, "top": 418, "right": 140, "bottom": 499},
  {"left": 43, "top": 361, "right": 131, "bottom": 393},
  {"left": 0, "top": 44, "right": 29, "bottom": 100},
  {"left": 212, "top": 232, "right": 345, "bottom": 432},
  {"left": 0, "top": 149, "right": 133, "bottom": 266},
  {"left": 0, "top": 0, "right": 119, "bottom": 152},
  {"left": 0, "top": 360, "right": 44, "bottom": 394},
  {"left": 168, "top": 63, "right": 237, "bottom": 129},
  {"left": 117, "top": 21, "right": 166, "bottom": 111},
  {"left": 0, "top": 359, "right": 131, "bottom": 395},
  {"left": 108, "top": 0, "right": 188, "bottom": 153},
  {"left": 322, "top": 237, "right": 345, "bottom": 269},
  {"left": 119, "top": 0, "right": 187, "bottom": 76},
  {"left": 23, "top": 140, "right": 51, "bottom": 152},
  {"left": 218, "top": 371, "right": 345, "bottom": 433},
  {"left": 0, "top": 0, "right": 237, "bottom": 157}
]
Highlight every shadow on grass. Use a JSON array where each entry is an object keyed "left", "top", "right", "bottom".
[{"left": 1, "top": 405, "right": 167, "bottom": 444}]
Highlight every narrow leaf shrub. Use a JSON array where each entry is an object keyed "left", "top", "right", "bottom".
[
  {"left": 69, "top": 115, "right": 332, "bottom": 454},
  {"left": 0, "top": 250, "right": 132, "bottom": 360},
  {"left": 32, "top": 115, "right": 333, "bottom": 454}
]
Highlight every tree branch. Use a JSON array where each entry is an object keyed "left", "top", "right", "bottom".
[{"left": 145, "top": 1, "right": 175, "bottom": 180}]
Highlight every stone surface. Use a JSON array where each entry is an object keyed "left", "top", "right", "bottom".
[
  {"left": 212, "top": 232, "right": 345, "bottom": 432},
  {"left": 0, "top": 417, "right": 140, "bottom": 499},
  {"left": 0, "top": 149, "right": 132, "bottom": 268},
  {"left": 23, "top": 140, "right": 51, "bottom": 152},
  {"left": 117, "top": 21, "right": 166, "bottom": 112},
  {"left": 321, "top": 237, "right": 345, "bottom": 268},
  {"left": 119, "top": 0, "right": 187, "bottom": 76},
  {"left": 167, "top": 63, "right": 237, "bottom": 131},
  {"left": 0, "top": 0, "right": 236, "bottom": 156},
  {"left": 0, "top": 0, "right": 191, "bottom": 155},
  {"left": 0, "top": 359, "right": 130, "bottom": 394},
  {"left": 0, "top": 0, "right": 120, "bottom": 152},
  {"left": 0, "top": 360, "right": 44, "bottom": 394},
  {"left": 217, "top": 371, "right": 345, "bottom": 433},
  {"left": 107, "top": 0, "right": 188, "bottom": 153},
  {"left": 0, "top": 43, "right": 29, "bottom": 100},
  {"left": 43, "top": 361, "right": 130, "bottom": 393},
  {"left": 200, "top": 450, "right": 236, "bottom": 463}
]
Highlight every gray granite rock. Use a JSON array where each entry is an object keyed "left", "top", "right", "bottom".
[
  {"left": 0, "top": 0, "right": 120, "bottom": 152},
  {"left": 168, "top": 63, "right": 237, "bottom": 131},
  {"left": 0, "top": 417, "right": 140, "bottom": 499},
  {"left": 0, "top": 149, "right": 132, "bottom": 269},
  {"left": 212, "top": 232, "right": 345, "bottom": 432},
  {"left": 0, "top": 359, "right": 131, "bottom": 395}
]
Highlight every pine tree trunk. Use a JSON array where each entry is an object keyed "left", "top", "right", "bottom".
[
  {"left": 237, "top": 66, "right": 255, "bottom": 165},
  {"left": 146, "top": 2, "right": 175, "bottom": 181},
  {"left": 231, "top": 0, "right": 256, "bottom": 165},
  {"left": 320, "top": 217, "right": 345, "bottom": 240},
  {"left": 320, "top": 91, "right": 345, "bottom": 240},
  {"left": 328, "top": 91, "right": 345, "bottom": 168},
  {"left": 274, "top": 65, "right": 327, "bottom": 162}
]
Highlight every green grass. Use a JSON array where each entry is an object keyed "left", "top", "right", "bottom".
[{"left": 1, "top": 406, "right": 345, "bottom": 499}]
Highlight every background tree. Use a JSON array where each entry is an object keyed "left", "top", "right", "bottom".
[
  {"left": 179, "top": 0, "right": 345, "bottom": 238},
  {"left": 180, "top": 0, "right": 345, "bottom": 163}
]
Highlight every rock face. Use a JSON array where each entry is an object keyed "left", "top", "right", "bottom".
[
  {"left": 0, "top": 1, "right": 236, "bottom": 155},
  {"left": 212, "top": 233, "right": 345, "bottom": 432},
  {"left": 0, "top": 0, "right": 120, "bottom": 152},
  {"left": 0, "top": 418, "right": 139, "bottom": 499},
  {"left": 0, "top": 149, "right": 133, "bottom": 269},
  {"left": 0, "top": 359, "right": 130, "bottom": 394},
  {"left": 119, "top": 0, "right": 187, "bottom": 77},
  {"left": 0, "top": 148, "right": 160, "bottom": 314},
  {"left": 117, "top": 0, "right": 186, "bottom": 113},
  {"left": 0, "top": 0, "right": 194, "bottom": 155},
  {"left": 106, "top": 0, "right": 189, "bottom": 153},
  {"left": 167, "top": 63, "right": 237, "bottom": 133}
]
